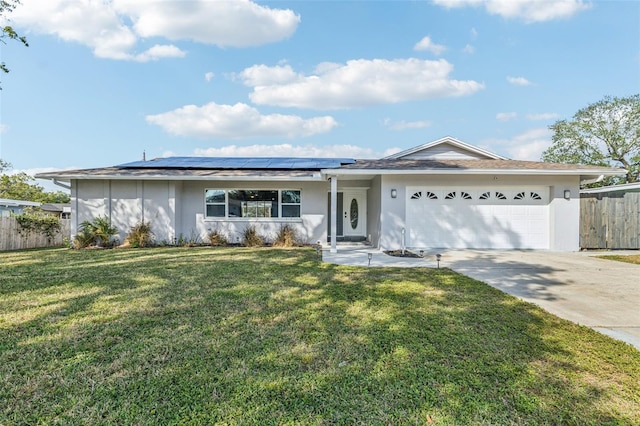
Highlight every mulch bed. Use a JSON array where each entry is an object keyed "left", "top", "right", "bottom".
[{"left": 384, "top": 250, "right": 422, "bottom": 258}]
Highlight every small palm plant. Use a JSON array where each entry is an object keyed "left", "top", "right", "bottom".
[
  {"left": 74, "top": 216, "right": 118, "bottom": 248},
  {"left": 90, "top": 216, "right": 118, "bottom": 247}
]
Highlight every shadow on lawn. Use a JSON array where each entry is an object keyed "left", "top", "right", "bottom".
[{"left": 0, "top": 247, "right": 636, "bottom": 424}]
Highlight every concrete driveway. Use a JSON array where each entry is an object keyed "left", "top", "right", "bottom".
[
  {"left": 442, "top": 250, "right": 640, "bottom": 350},
  {"left": 323, "top": 248, "right": 640, "bottom": 350}
]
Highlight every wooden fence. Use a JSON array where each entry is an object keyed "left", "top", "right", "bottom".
[
  {"left": 580, "top": 192, "right": 640, "bottom": 249},
  {"left": 0, "top": 217, "right": 71, "bottom": 251}
]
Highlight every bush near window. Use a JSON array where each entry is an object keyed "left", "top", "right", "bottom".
[
  {"left": 242, "top": 225, "right": 264, "bottom": 247},
  {"left": 273, "top": 224, "right": 302, "bottom": 247},
  {"left": 207, "top": 228, "right": 229, "bottom": 246}
]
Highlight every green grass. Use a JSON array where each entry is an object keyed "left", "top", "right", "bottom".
[
  {"left": 598, "top": 254, "right": 640, "bottom": 265},
  {"left": 1, "top": 247, "right": 639, "bottom": 425}
]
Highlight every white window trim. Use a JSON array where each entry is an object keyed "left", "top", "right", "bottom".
[{"left": 204, "top": 189, "right": 302, "bottom": 220}]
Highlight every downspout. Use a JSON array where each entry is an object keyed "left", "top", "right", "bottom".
[
  {"left": 52, "top": 179, "right": 71, "bottom": 190},
  {"left": 581, "top": 175, "right": 604, "bottom": 186}
]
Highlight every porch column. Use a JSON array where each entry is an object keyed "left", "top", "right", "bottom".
[{"left": 330, "top": 176, "right": 338, "bottom": 253}]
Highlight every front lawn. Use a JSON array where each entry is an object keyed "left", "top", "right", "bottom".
[
  {"left": 1, "top": 247, "right": 639, "bottom": 425},
  {"left": 598, "top": 253, "right": 640, "bottom": 265}
]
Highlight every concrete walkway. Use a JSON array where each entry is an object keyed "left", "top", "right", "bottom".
[{"left": 323, "top": 247, "right": 640, "bottom": 351}]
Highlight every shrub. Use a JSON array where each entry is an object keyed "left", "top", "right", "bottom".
[
  {"left": 176, "top": 231, "right": 203, "bottom": 247},
  {"left": 207, "top": 229, "right": 228, "bottom": 246},
  {"left": 74, "top": 216, "right": 118, "bottom": 248},
  {"left": 73, "top": 229, "right": 95, "bottom": 249},
  {"left": 90, "top": 216, "right": 118, "bottom": 247},
  {"left": 126, "top": 221, "right": 154, "bottom": 248},
  {"left": 242, "top": 225, "right": 264, "bottom": 247},
  {"left": 273, "top": 224, "right": 301, "bottom": 247}
]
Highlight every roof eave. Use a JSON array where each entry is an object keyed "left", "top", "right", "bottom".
[
  {"left": 384, "top": 136, "right": 508, "bottom": 160},
  {"left": 581, "top": 182, "right": 640, "bottom": 194},
  {"left": 36, "top": 173, "right": 325, "bottom": 182},
  {"left": 323, "top": 168, "right": 627, "bottom": 176}
]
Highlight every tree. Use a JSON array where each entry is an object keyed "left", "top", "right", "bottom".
[
  {"left": 542, "top": 94, "right": 640, "bottom": 185},
  {"left": 0, "top": 158, "right": 11, "bottom": 173},
  {"left": 1, "top": 0, "right": 28, "bottom": 87},
  {"left": 0, "top": 171, "right": 70, "bottom": 203}
]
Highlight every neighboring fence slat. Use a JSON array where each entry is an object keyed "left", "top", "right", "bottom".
[
  {"left": 580, "top": 192, "right": 640, "bottom": 249},
  {"left": 0, "top": 217, "right": 70, "bottom": 251}
]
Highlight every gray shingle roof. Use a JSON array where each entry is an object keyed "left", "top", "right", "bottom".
[
  {"left": 35, "top": 158, "right": 626, "bottom": 180},
  {"left": 339, "top": 158, "right": 622, "bottom": 172}
]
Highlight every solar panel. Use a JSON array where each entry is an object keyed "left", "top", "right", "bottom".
[{"left": 118, "top": 157, "right": 356, "bottom": 170}]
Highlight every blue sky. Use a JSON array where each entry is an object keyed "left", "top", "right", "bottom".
[{"left": 0, "top": 0, "right": 638, "bottom": 190}]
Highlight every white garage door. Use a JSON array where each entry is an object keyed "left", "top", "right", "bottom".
[{"left": 406, "top": 187, "right": 550, "bottom": 249}]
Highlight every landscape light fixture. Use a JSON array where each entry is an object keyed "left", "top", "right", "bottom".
[
  {"left": 391, "top": 189, "right": 397, "bottom": 199},
  {"left": 564, "top": 189, "right": 571, "bottom": 200},
  {"left": 368, "top": 252, "right": 373, "bottom": 266},
  {"left": 436, "top": 253, "right": 442, "bottom": 268},
  {"left": 316, "top": 243, "right": 321, "bottom": 258}
]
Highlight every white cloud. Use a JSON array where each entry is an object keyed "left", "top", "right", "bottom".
[
  {"left": 239, "top": 64, "right": 299, "bottom": 86},
  {"left": 507, "top": 76, "right": 532, "bottom": 86},
  {"left": 526, "top": 112, "right": 559, "bottom": 121},
  {"left": 181, "top": 144, "right": 401, "bottom": 159},
  {"left": 383, "top": 118, "right": 432, "bottom": 131},
  {"left": 241, "top": 58, "right": 485, "bottom": 110},
  {"left": 433, "top": 0, "right": 590, "bottom": 23},
  {"left": 496, "top": 112, "right": 517, "bottom": 121},
  {"left": 131, "top": 44, "right": 186, "bottom": 62},
  {"left": 205, "top": 72, "right": 215, "bottom": 82},
  {"left": 414, "top": 36, "right": 447, "bottom": 55},
  {"left": 145, "top": 102, "right": 337, "bottom": 139},
  {"left": 462, "top": 44, "right": 475, "bottom": 54},
  {"left": 10, "top": 0, "right": 299, "bottom": 61},
  {"left": 119, "top": 0, "right": 299, "bottom": 47},
  {"left": 486, "top": 128, "right": 552, "bottom": 160},
  {"left": 0, "top": 123, "right": 8, "bottom": 134}
]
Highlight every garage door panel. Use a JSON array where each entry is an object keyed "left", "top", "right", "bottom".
[{"left": 406, "top": 187, "right": 549, "bottom": 249}]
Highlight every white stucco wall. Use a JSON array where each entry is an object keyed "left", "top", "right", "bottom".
[
  {"left": 379, "top": 174, "right": 581, "bottom": 251},
  {"left": 73, "top": 180, "right": 177, "bottom": 243},
  {"left": 73, "top": 179, "right": 331, "bottom": 245},
  {"left": 71, "top": 173, "right": 581, "bottom": 251},
  {"left": 73, "top": 180, "right": 108, "bottom": 235},
  {"left": 178, "top": 180, "right": 329, "bottom": 245}
]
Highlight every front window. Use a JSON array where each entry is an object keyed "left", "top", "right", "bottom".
[
  {"left": 205, "top": 189, "right": 301, "bottom": 219},
  {"left": 205, "top": 189, "right": 226, "bottom": 217},
  {"left": 281, "top": 190, "right": 301, "bottom": 218}
]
